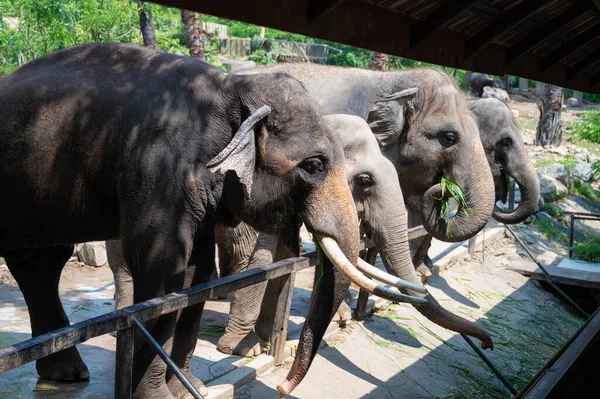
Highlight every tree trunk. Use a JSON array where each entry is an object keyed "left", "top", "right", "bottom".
[
  {"left": 535, "top": 84, "right": 563, "bottom": 148},
  {"left": 137, "top": 1, "right": 157, "bottom": 49},
  {"left": 259, "top": 26, "right": 265, "bottom": 38},
  {"left": 180, "top": 10, "right": 205, "bottom": 61},
  {"left": 370, "top": 52, "right": 389, "bottom": 71}
]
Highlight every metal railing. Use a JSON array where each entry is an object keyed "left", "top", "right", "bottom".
[
  {"left": 0, "top": 255, "right": 315, "bottom": 399},
  {"left": 566, "top": 211, "right": 600, "bottom": 259}
]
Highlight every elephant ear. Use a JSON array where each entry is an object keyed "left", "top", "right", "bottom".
[
  {"left": 367, "top": 88, "right": 418, "bottom": 151},
  {"left": 207, "top": 105, "right": 271, "bottom": 197},
  {"left": 483, "top": 86, "right": 495, "bottom": 96}
]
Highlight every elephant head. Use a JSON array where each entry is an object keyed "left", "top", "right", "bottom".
[
  {"left": 467, "top": 98, "right": 540, "bottom": 224},
  {"left": 323, "top": 114, "right": 492, "bottom": 346},
  {"left": 366, "top": 70, "right": 495, "bottom": 242}
]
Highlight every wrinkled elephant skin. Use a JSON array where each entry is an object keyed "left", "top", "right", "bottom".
[{"left": 0, "top": 43, "right": 359, "bottom": 399}]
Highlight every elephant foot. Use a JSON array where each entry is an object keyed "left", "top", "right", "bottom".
[
  {"left": 217, "top": 330, "right": 264, "bottom": 357},
  {"left": 36, "top": 347, "right": 90, "bottom": 382},
  {"left": 133, "top": 382, "right": 176, "bottom": 399},
  {"left": 332, "top": 300, "right": 352, "bottom": 325},
  {"left": 167, "top": 371, "right": 208, "bottom": 399}
]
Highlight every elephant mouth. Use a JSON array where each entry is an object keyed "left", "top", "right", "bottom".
[
  {"left": 314, "top": 235, "right": 428, "bottom": 304},
  {"left": 497, "top": 168, "right": 510, "bottom": 204}
]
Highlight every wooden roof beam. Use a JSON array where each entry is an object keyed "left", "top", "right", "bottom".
[
  {"left": 307, "top": 0, "right": 347, "bottom": 24},
  {"left": 464, "top": 0, "right": 547, "bottom": 59},
  {"left": 541, "top": 23, "right": 600, "bottom": 72},
  {"left": 567, "top": 48, "right": 600, "bottom": 80},
  {"left": 410, "top": 0, "right": 481, "bottom": 48},
  {"left": 505, "top": 1, "right": 593, "bottom": 64}
]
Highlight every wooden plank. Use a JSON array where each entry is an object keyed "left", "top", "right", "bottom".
[
  {"left": 464, "top": 0, "right": 547, "bottom": 59},
  {"left": 505, "top": 1, "right": 593, "bottom": 64},
  {"left": 507, "top": 260, "right": 600, "bottom": 288},
  {"left": 410, "top": 0, "right": 480, "bottom": 47},
  {"left": 268, "top": 272, "right": 297, "bottom": 366},
  {"left": 151, "top": 0, "right": 600, "bottom": 93}
]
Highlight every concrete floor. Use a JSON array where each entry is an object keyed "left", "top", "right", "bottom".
[{"left": 0, "top": 227, "right": 585, "bottom": 399}]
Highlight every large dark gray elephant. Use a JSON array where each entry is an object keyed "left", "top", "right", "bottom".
[
  {"left": 467, "top": 98, "right": 540, "bottom": 223},
  {"left": 0, "top": 43, "right": 412, "bottom": 398},
  {"left": 468, "top": 72, "right": 497, "bottom": 97}
]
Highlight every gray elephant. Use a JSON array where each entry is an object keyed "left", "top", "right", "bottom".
[
  {"left": 482, "top": 86, "right": 510, "bottom": 103},
  {"left": 414, "top": 97, "right": 541, "bottom": 274},
  {"left": 244, "top": 64, "right": 496, "bottom": 244},
  {"left": 213, "top": 115, "right": 493, "bottom": 365},
  {"left": 467, "top": 98, "right": 540, "bottom": 223},
  {"left": 0, "top": 43, "right": 416, "bottom": 398},
  {"left": 468, "top": 72, "right": 497, "bottom": 97}
]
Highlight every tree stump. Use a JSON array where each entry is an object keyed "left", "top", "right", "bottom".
[
  {"left": 535, "top": 84, "right": 563, "bottom": 148},
  {"left": 370, "top": 52, "right": 389, "bottom": 71},
  {"left": 137, "top": 1, "right": 157, "bottom": 49}
]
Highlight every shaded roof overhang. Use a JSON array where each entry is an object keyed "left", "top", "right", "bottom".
[{"left": 153, "top": 0, "right": 600, "bottom": 93}]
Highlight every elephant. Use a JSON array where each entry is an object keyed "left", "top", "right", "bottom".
[
  {"left": 0, "top": 43, "right": 417, "bottom": 398},
  {"left": 482, "top": 86, "right": 510, "bottom": 103},
  {"left": 243, "top": 64, "right": 496, "bottom": 245},
  {"left": 467, "top": 98, "right": 540, "bottom": 224},
  {"left": 212, "top": 115, "right": 493, "bottom": 366},
  {"left": 412, "top": 97, "right": 542, "bottom": 275},
  {"left": 468, "top": 72, "right": 497, "bottom": 97}
]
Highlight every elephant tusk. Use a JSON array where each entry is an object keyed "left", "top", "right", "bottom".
[
  {"left": 317, "top": 236, "right": 428, "bottom": 305},
  {"left": 357, "top": 257, "right": 428, "bottom": 294}
]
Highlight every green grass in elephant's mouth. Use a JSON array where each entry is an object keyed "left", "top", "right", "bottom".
[{"left": 436, "top": 177, "right": 473, "bottom": 238}]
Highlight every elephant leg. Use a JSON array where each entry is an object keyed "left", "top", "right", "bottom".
[
  {"left": 411, "top": 234, "right": 434, "bottom": 280},
  {"left": 5, "top": 245, "right": 90, "bottom": 382},
  {"left": 218, "top": 226, "right": 276, "bottom": 357},
  {"left": 124, "top": 230, "right": 194, "bottom": 399},
  {"left": 106, "top": 240, "right": 134, "bottom": 311},
  {"left": 166, "top": 233, "right": 215, "bottom": 398}
]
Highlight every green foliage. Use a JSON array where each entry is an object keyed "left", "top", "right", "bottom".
[
  {"left": 437, "top": 177, "right": 472, "bottom": 238},
  {"left": 584, "top": 93, "right": 600, "bottom": 103},
  {"left": 0, "top": 0, "right": 141, "bottom": 75},
  {"left": 248, "top": 49, "right": 274, "bottom": 65},
  {"left": 591, "top": 160, "right": 600, "bottom": 182},
  {"left": 572, "top": 110, "right": 600, "bottom": 144},
  {"left": 543, "top": 203, "right": 563, "bottom": 218},
  {"left": 560, "top": 154, "right": 577, "bottom": 191},
  {"left": 572, "top": 236, "right": 600, "bottom": 262},
  {"left": 570, "top": 180, "right": 598, "bottom": 201},
  {"left": 532, "top": 219, "right": 569, "bottom": 245}
]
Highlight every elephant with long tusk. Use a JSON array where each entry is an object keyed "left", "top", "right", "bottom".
[{"left": 1, "top": 43, "right": 374, "bottom": 399}]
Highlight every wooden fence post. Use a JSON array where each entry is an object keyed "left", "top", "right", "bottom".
[
  {"left": 115, "top": 326, "right": 134, "bottom": 399},
  {"left": 268, "top": 272, "right": 297, "bottom": 366},
  {"left": 354, "top": 247, "right": 378, "bottom": 321}
]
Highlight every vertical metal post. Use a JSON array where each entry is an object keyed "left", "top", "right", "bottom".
[
  {"left": 354, "top": 247, "right": 378, "bottom": 321},
  {"left": 268, "top": 272, "right": 297, "bottom": 366},
  {"left": 115, "top": 326, "right": 134, "bottom": 399},
  {"left": 569, "top": 214, "right": 575, "bottom": 259},
  {"left": 468, "top": 236, "right": 477, "bottom": 257}
]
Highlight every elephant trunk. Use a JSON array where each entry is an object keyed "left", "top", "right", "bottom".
[
  {"left": 278, "top": 157, "right": 359, "bottom": 396},
  {"left": 372, "top": 194, "right": 493, "bottom": 349},
  {"left": 492, "top": 163, "right": 540, "bottom": 224},
  {"left": 420, "top": 139, "right": 495, "bottom": 243}
]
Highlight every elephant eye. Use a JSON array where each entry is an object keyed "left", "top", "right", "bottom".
[
  {"left": 299, "top": 157, "right": 326, "bottom": 175},
  {"left": 357, "top": 173, "right": 373, "bottom": 187},
  {"left": 438, "top": 131, "right": 458, "bottom": 148},
  {"left": 500, "top": 137, "right": 513, "bottom": 147}
]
